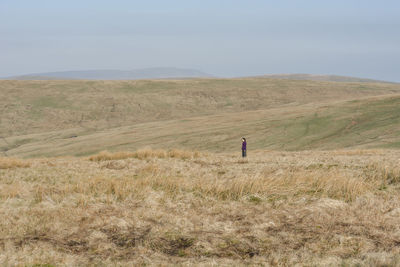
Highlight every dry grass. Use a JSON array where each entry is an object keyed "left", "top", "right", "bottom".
[
  {"left": 0, "top": 157, "right": 30, "bottom": 169},
  {"left": 2, "top": 149, "right": 400, "bottom": 266},
  {"left": 88, "top": 148, "right": 202, "bottom": 161}
]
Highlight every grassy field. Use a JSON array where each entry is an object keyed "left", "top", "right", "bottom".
[
  {"left": 1, "top": 149, "right": 400, "bottom": 265},
  {"left": 1, "top": 78, "right": 400, "bottom": 157},
  {"left": 2, "top": 78, "right": 400, "bottom": 265}
]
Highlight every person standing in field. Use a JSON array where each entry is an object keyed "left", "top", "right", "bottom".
[{"left": 241, "top": 137, "right": 247, "bottom": 158}]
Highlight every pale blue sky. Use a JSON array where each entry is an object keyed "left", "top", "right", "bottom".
[{"left": 1, "top": 0, "right": 399, "bottom": 81}]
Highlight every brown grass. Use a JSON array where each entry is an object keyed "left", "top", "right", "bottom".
[
  {"left": 88, "top": 148, "right": 202, "bottom": 161},
  {"left": 0, "top": 157, "right": 31, "bottom": 169},
  {"left": 2, "top": 149, "right": 400, "bottom": 265}
]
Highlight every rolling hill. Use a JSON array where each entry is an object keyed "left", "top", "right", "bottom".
[
  {"left": 259, "top": 74, "right": 396, "bottom": 83},
  {"left": 1, "top": 78, "right": 400, "bottom": 157}
]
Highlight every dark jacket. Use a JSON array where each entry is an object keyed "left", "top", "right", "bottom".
[{"left": 242, "top": 141, "right": 247, "bottom": 150}]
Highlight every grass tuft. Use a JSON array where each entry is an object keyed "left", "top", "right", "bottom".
[
  {"left": 0, "top": 157, "right": 31, "bottom": 169},
  {"left": 88, "top": 148, "right": 202, "bottom": 161}
]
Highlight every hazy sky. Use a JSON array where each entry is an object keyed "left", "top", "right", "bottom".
[{"left": 1, "top": 0, "right": 399, "bottom": 81}]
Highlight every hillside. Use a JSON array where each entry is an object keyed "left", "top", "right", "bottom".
[
  {"left": 3, "top": 67, "right": 211, "bottom": 80},
  {"left": 1, "top": 78, "right": 400, "bottom": 157},
  {"left": 2, "top": 93, "right": 400, "bottom": 158},
  {"left": 259, "top": 74, "right": 395, "bottom": 83}
]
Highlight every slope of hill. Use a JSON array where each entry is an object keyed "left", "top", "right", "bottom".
[
  {"left": 3, "top": 67, "right": 211, "bottom": 80},
  {"left": 2, "top": 93, "right": 400, "bottom": 157},
  {"left": 2, "top": 78, "right": 400, "bottom": 137},
  {"left": 1, "top": 78, "right": 400, "bottom": 157},
  {"left": 259, "top": 74, "right": 395, "bottom": 83}
]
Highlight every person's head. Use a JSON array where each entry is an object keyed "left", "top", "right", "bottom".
[{"left": 242, "top": 137, "right": 246, "bottom": 142}]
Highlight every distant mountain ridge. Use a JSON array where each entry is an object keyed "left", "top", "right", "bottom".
[
  {"left": 258, "top": 73, "right": 395, "bottom": 83},
  {"left": 3, "top": 70, "right": 396, "bottom": 83},
  {"left": 3, "top": 67, "right": 212, "bottom": 80}
]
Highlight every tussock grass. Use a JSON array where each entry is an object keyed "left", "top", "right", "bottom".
[
  {"left": 107, "top": 161, "right": 383, "bottom": 202},
  {"left": 0, "top": 157, "right": 30, "bottom": 169},
  {"left": 190, "top": 169, "right": 372, "bottom": 202},
  {"left": 88, "top": 148, "right": 202, "bottom": 161},
  {"left": 2, "top": 149, "right": 400, "bottom": 265}
]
